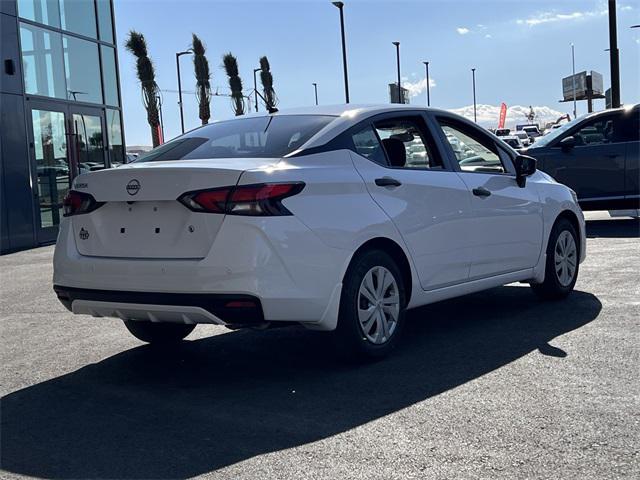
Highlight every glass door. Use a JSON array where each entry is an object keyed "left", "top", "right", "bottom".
[
  {"left": 28, "top": 103, "right": 70, "bottom": 243},
  {"left": 69, "top": 106, "right": 108, "bottom": 175},
  {"left": 27, "top": 102, "right": 108, "bottom": 244}
]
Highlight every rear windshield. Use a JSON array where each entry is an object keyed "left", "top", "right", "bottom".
[{"left": 135, "top": 115, "right": 335, "bottom": 162}]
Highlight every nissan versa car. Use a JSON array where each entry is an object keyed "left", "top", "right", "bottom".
[{"left": 54, "top": 105, "right": 586, "bottom": 358}]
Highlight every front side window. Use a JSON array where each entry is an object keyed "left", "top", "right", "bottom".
[
  {"left": 572, "top": 116, "right": 618, "bottom": 146},
  {"left": 439, "top": 121, "right": 506, "bottom": 173},
  {"left": 136, "top": 115, "right": 335, "bottom": 162},
  {"left": 373, "top": 117, "right": 442, "bottom": 169}
]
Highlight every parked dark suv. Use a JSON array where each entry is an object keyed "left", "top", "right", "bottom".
[{"left": 525, "top": 105, "right": 639, "bottom": 211}]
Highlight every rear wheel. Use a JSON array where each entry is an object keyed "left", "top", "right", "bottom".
[
  {"left": 531, "top": 217, "right": 579, "bottom": 300},
  {"left": 123, "top": 321, "right": 195, "bottom": 345},
  {"left": 335, "top": 250, "right": 406, "bottom": 360}
]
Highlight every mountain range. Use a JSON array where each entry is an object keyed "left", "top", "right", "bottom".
[{"left": 448, "top": 104, "right": 570, "bottom": 129}]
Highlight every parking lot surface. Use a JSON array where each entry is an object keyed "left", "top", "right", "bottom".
[{"left": 1, "top": 212, "right": 639, "bottom": 480}]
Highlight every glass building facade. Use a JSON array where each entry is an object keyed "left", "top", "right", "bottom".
[{"left": 1, "top": 0, "right": 125, "bottom": 253}]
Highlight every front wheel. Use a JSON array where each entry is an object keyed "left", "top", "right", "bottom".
[
  {"left": 124, "top": 321, "right": 196, "bottom": 345},
  {"left": 531, "top": 217, "right": 579, "bottom": 300},
  {"left": 335, "top": 250, "right": 406, "bottom": 360}
]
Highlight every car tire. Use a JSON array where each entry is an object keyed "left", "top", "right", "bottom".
[
  {"left": 531, "top": 217, "right": 579, "bottom": 300},
  {"left": 123, "top": 321, "right": 196, "bottom": 345},
  {"left": 335, "top": 249, "right": 406, "bottom": 360}
]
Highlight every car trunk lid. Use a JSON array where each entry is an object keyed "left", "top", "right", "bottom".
[{"left": 70, "top": 158, "right": 278, "bottom": 259}]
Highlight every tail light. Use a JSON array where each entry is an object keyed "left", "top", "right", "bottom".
[
  {"left": 178, "top": 182, "right": 304, "bottom": 216},
  {"left": 62, "top": 191, "right": 104, "bottom": 217}
]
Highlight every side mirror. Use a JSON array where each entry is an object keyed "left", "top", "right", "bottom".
[
  {"left": 559, "top": 135, "right": 576, "bottom": 151},
  {"left": 515, "top": 154, "right": 537, "bottom": 188}
]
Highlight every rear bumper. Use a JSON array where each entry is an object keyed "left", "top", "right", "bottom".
[
  {"left": 53, "top": 214, "right": 350, "bottom": 330},
  {"left": 54, "top": 285, "right": 265, "bottom": 327}
]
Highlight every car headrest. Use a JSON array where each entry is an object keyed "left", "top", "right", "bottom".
[{"left": 382, "top": 138, "right": 406, "bottom": 167}]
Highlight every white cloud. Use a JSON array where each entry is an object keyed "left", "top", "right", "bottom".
[
  {"left": 517, "top": 8, "right": 606, "bottom": 26},
  {"left": 456, "top": 27, "right": 470, "bottom": 35},
  {"left": 620, "top": 5, "right": 633, "bottom": 11},
  {"left": 402, "top": 77, "right": 437, "bottom": 98},
  {"left": 485, "top": 34, "right": 492, "bottom": 39}
]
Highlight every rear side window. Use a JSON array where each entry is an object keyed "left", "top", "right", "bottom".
[
  {"left": 136, "top": 115, "right": 335, "bottom": 162},
  {"left": 352, "top": 126, "right": 387, "bottom": 165}
]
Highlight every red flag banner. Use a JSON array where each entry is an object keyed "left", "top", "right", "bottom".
[{"left": 498, "top": 103, "right": 507, "bottom": 129}]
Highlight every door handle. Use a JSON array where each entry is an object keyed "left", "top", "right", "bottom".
[
  {"left": 375, "top": 177, "right": 402, "bottom": 187},
  {"left": 472, "top": 186, "right": 491, "bottom": 198}
]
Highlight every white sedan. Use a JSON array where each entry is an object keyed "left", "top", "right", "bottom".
[{"left": 54, "top": 105, "right": 586, "bottom": 359}]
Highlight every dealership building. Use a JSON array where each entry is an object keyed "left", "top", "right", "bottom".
[{"left": 1, "top": 0, "right": 124, "bottom": 253}]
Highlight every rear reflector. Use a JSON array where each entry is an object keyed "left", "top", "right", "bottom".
[
  {"left": 178, "top": 182, "right": 304, "bottom": 216},
  {"left": 63, "top": 191, "right": 104, "bottom": 217},
  {"left": 225, "top": 300, "right": 258, "bottom": 308}
]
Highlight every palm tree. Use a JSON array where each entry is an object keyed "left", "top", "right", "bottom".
[
  {"left": 191, "top": 34, "right": 211, "bottom": 125},
  {"left": 125, "top": 31, "right": 161, "bottom": 147},
  {"left": 259, "top": 56, "right": 278, "bottom": 113},
  {"left": 222, "top": 53, "right": 245, "bottom": 116}
]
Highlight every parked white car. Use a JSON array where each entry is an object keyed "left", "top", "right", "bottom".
[
  {"left": 500, "top": 135, "right": 524, "bottom": 150},
  {"left": 513, "top": 130, "right": 531, "bottom": 147},
  {"left": 54, "top": 105, "right": 586, "bottom": 358}
]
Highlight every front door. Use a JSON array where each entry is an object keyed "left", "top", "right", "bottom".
[
  {"left": 433, "top": 116, "right": 544, "bottom": 280},
  {"left": 27, "top": 102, "right": 107, "bottom": 244},
  {"left": 545, "top": 113, "right": 626, "bottom": 205}
]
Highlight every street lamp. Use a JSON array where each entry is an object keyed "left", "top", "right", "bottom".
[
  {"left": 312, "top": 82, "right": 318, "bottom": 105},
  {"left": 571, "top": 43, "right": 577, "bottom": 119},
  {"left": 607, "top": 0, "right": 620, "bottom": 108},
  {"left": 471, "top": 68, "right": 477, "bottom": 123},
  {"left": 253, "top": 67, "right": 261, "bottom": 112},
  {"left": 422, "top": 61, "right": 430, "bottom": 107},
  {"left": 392, "top": 41, "right": 401, "bottom": 104},
  {"left": 176, "top": 49, "right": 193, "bottom": 134},
  {"left": 332, "top": 1, "right": 349, "bottom": 103}
]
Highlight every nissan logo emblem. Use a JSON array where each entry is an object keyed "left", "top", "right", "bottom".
[{"left": 126, "top": 179, "right": 141, "bottom": 196}]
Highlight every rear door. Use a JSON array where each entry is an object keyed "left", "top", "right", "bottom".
[
  {"left": 348, "top": 113, "right": 473, "bottom": 290},
  {"left": 432, "top": 114, "right": 543, "bottom": 280},
  {"left": 543, "top": 113, "right": 626, "bottom": 205}
]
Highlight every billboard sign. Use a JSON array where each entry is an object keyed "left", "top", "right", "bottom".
[
  {"left": 562, "top": 71, "right": 587, "bottom": 101},
  {"left": 389, "top": 83, "right": 410, "bottom": 104},
  {"left": 590, "top": 71, "right": 604, "bottom": 95},
  {"left": 562, "top": 70, "right": 604, "bottom": 101}
]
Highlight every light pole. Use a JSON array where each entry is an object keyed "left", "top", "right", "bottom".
[
  {"left": 571, "top": 43, "right": 577, "bottom": 118},
  {"left": 392, "top": 41, "right": 401, "bottom": 103},
  {"left": 332, "top": 1, "right": 349, "bottom": 103},
  {"left": 312, "top": 82, "right": 318, "bottom": 105},
  {"left": 471, "top": 68, "right": 477, "bottom": 123},
  {"left": 176, "top": 49, "right": 193, "bottom": 134},
  {"left": 422, "top": 61, "right": 430, "bottom": 107},
  {"left": 608, "top": 0, "right": 621, "bottom": 108},
  {"left": 253, "top": 67, "right": 261, "bottom": 112}
]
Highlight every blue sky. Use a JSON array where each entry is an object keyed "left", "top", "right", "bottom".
[{"left": 113, "top": 0, "right": 640, "bottom": 146}]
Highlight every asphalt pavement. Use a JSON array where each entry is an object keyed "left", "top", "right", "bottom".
[{"left": 1, "top": 212, "right": 639, "bottom": 479}]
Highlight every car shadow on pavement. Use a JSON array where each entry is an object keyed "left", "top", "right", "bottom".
[
  {"left": 586, "top": 218, "right": 640, "bottom": 238},
  {"left": 1, "top": 286, "right": 601, "bottom": 479}
]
